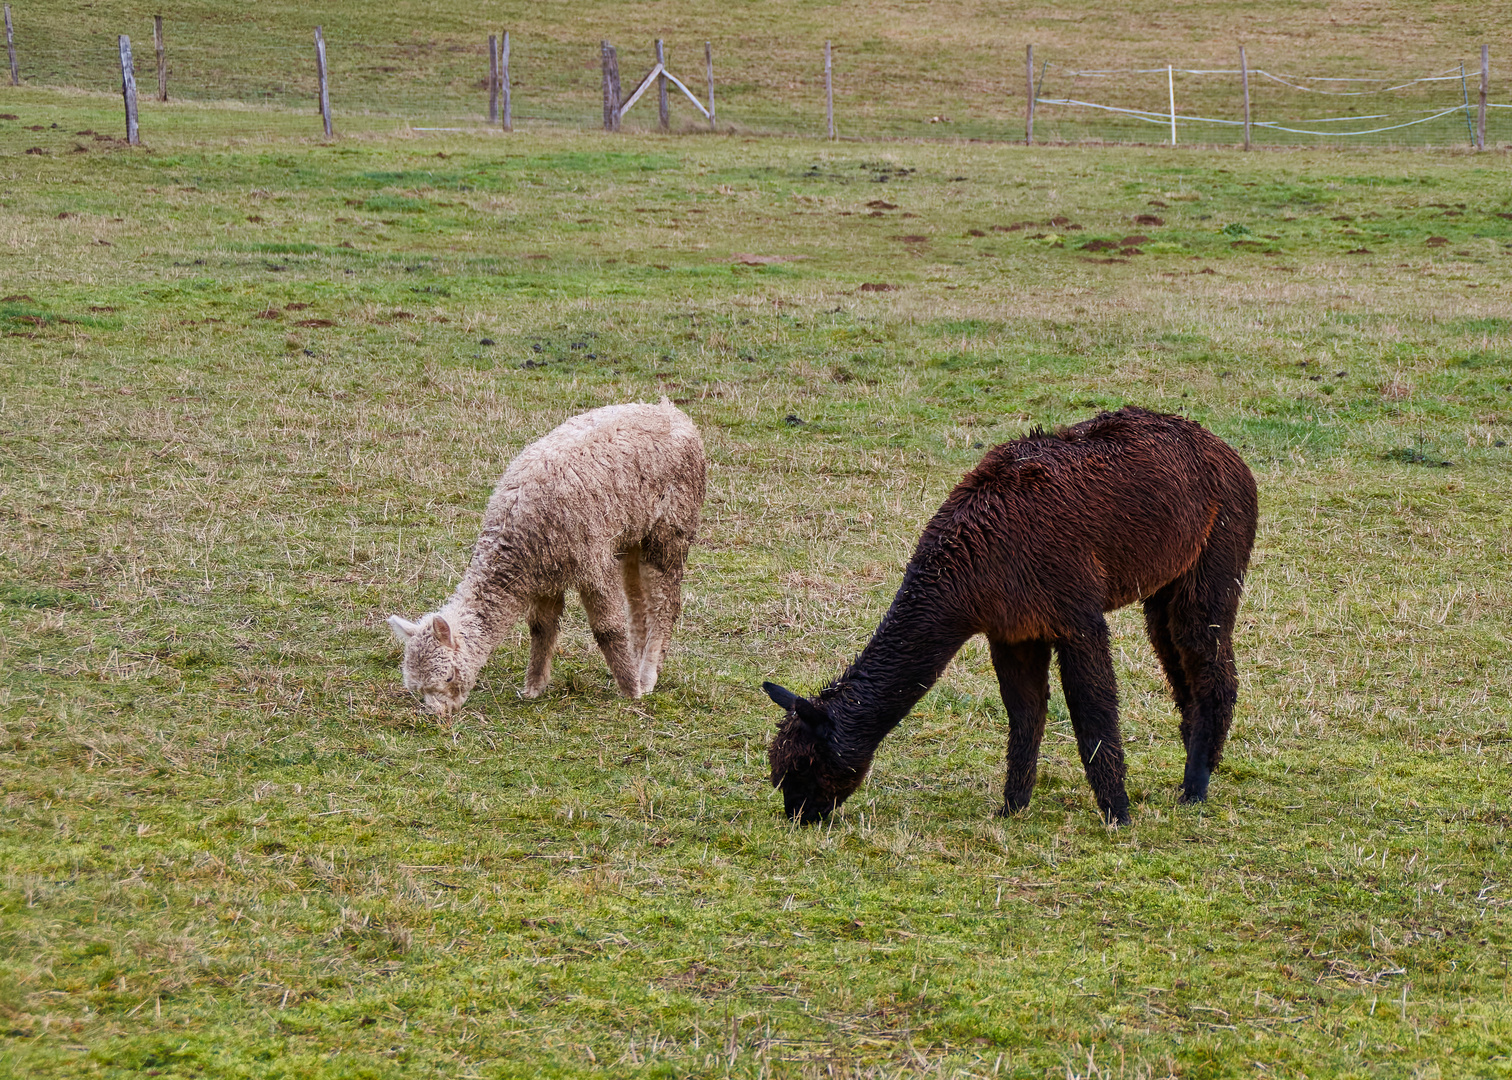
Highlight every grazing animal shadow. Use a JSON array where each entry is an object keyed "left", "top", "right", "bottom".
[
  {"left": 765, "top": 407, "right": 1258, "bottom": 826},
  {"left": 389, "top": 400, "right": 706, "bottom": 715}
]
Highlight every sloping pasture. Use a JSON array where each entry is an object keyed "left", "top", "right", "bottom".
[{"left": 1, "top": 93, "right": 1510, "bottom": 1077}]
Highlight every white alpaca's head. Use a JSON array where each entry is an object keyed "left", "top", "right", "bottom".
[{"left": 387, "top": 613, "right": 473, "bottom": 716}]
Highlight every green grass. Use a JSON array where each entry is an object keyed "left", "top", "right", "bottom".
[{"left": 2, "top": 91, "right": 1512, "bottom": 1078}]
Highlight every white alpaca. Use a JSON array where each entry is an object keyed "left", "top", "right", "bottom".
[{"left": 388, "top": 401, "right": 706, "bottom": 714}]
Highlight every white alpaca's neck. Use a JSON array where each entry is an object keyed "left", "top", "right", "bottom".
[{"left": 439, "top": 570, "right": 525, "bottom": 683}]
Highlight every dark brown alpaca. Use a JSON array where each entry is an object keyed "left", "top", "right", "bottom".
[{"left": 764, "top": 407, "right": 1258, "bottom": 826}]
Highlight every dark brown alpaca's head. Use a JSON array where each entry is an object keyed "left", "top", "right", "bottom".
[{"left": 764, "top": 682, "right": 869, "bottom": 824}]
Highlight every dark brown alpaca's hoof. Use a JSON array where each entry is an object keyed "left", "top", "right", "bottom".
[
  {"left": 996, "top": 795, "right": 1033, "bottom": 817},
  {"left": 1178, "top": 788, "right": 1209, "bottom": 805}
]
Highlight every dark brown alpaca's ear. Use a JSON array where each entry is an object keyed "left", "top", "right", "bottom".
[
  {"left": 794, "top": 697, "right": 827, "bottom": 729},
  {"left": 763, "top": 681, "right": 798, "bottom": 712},
  {"left": 763, "top": 682, "right": 827, "bottom": 731}
]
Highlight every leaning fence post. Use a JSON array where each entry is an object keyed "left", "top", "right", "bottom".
[
  {"left": 119, "top": 35, "right": 139, "bottom": 144},
  {"left": 501, "top": 31, "right": 511, "bottom": 131},
  {"left": 1479, "top": 45, "right": 1489, "bottom": 151},
  {"left": 314, "top": 26, "right": 332, "bottom": 137},
  {"left": 154, "top": 15, "right": 166, "bottom": 101},
  {"left": 1239, "top": 45, "right": 1251, "bottom": 150},
  {"left": 825, "top": 41, "right": 835, "bottom": 140},
  {"left": 705, "top": 40, "right": 715, "bottom": 130},
  {"left": 5, "top": 5, "right": 17, "bottom": 86},
  {"left": 655, "top": 39, "right": 668, "bottom": 131},
  {"left": 489, "top": 35, "right": 499, "bottom": 122},
  {"left": 1025, "top": 44, "right": 1035, "bottom": 145}
]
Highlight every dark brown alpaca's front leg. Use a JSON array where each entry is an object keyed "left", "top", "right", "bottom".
[
  {"left": 1054, "top": 617, "right": 1130, "bottom": 825},
  {"left": 989, "top": 638, "right": 1051, "bottom": 816}
]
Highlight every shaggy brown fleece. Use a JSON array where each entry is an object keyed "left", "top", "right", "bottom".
[{"left": 765, "top": 407, "right": 1258, "bottom": 826}]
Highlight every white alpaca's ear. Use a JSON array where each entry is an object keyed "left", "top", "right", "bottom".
[
  {"left": 387, "top": 615, "right": 421, "bottom": 642},
  {"left": 431, "top": 614, "right": 456, "bottom": 650}
]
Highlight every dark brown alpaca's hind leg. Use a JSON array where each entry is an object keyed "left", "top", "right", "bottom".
[
  {"left": 1165, "top": 567, "right": 1243, "bottom": 804},
  {"left": 1143, "top": 585, "right": 1200, "bottom": 751},
  {"left": 1054, "top": 615, "right": 1130, "bottom": 825},
  {"left": 989, "top": 638, "right": 1051, "bottom": 816}
]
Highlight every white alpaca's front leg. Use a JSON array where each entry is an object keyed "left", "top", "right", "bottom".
[{"left": 523, "top": 592, "right": 565, "bottom": 698}]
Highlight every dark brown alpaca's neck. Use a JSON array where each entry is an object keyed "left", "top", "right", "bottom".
[{"left": 817, "top": 567, "right": 974, "bottom": 770}]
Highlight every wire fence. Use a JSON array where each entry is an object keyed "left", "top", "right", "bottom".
[
  {"left": 2, "top": 12, "right": 1508, "bottom": 148},
  {"left": 1033, "top": 61, "right": 1503, "bottom": 148}
]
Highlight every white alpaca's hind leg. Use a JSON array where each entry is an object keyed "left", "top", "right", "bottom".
[
  {"left": 619, "top": 543, "right": 649, "bottom": 667},
  {"left": 523, "top": 592, "right": 564, "bottom": 698},
  {"left": 634, "top": 559, "right": 685, "bottom": 696},
  {"left": 579, "top": 577, "right": 642, "bottom": 699}
]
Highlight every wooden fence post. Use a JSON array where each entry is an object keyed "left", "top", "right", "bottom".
[
  {"left": 1025, "top": 44, "right": 1034, "bottom": 145},
  {"left": 119, "top": 35, "right": 139, "bottom": 144},
  {"left": 1239, "top": 45, "right": 1251, "bottom": 148},
  {"left": 1479, "top": 45, "right": 1489, "bottom": 151},
  {"left": 611, "top": 45, "right": 621, "bottom": 128},
  {"left": 501, "top": 31, "right": 511, "bottom": 131},
  {"left": 1240, "top": 45, "right": 1250, "bottom": 150},
  {"left": 489, "top": 35, "right": 498, "bottom": 123},
  {"left": 602, "top": 41, "right": 612, "bottom": 129},
  {"left": 655, "top": 39, "right": 668, "bottom": 130},
  {"left": 154, "top": 15, "right": 166, "bottom": 101},
  {"left": 705, "top": 41, "right": 715, "bottom": 129},
  {"left": 314, "top": 26, "right": 331, "bottom": 137},
  {"left": 825, "top": 41, "right": 835, "bottom": 140},
  {"left": 5, "top": 5, "right": 17, "bottom": 86},
  {"left": 602, "top": 41, "right": 621, "bottom": 131}
]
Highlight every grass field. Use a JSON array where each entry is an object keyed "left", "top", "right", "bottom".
[{"left": 2, "top": 86, "right": 1512, "bottom": 1078}]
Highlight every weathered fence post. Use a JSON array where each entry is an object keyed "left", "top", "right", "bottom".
[
  {"left": 825, "top": 41, "right": 835, "bottom": 140},
  {"left": 1479, "top": 45, "right": 1489, "bottom": 151},
  {"left": 1239, "top": 45, "right": 1250, "bottom": 150},
  {"left": 705, "top": 40, "right": 715, "bottom": 130},
  {"left": 489, "top": 35, "right": 499, "bottom": 123},
  {"left": 1167, "top": 63, "right": 1176, "bottom": 145},
  {"left": 501, "top": 31, "right": 511, "bottom": 131},
  {"left": 1460, "top": 62, "right": 1474, "bottom": 145},
  {"left": 655, "top": 39, "right": 668, "bottom": 130},
  {"left": 5, "top": 5, "right": 17, "bottom": 86},
  {"left": 602, "top": 41, "right": 612, "bottom": 129},
  {"left": 314, "top": 26, "right": 332, "bottom": 137},
  {"left": 119, "top": 35, "right": 139, "bottom": 144},
  {"left": 1025, "top": 44, "right": 1035, "bottom": 145},
  {"left": 154, "top": 15, "right": 166, "bottom": 101},
  {"left": 602, "top": 41, "right": 621, "bottom": 131}
]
